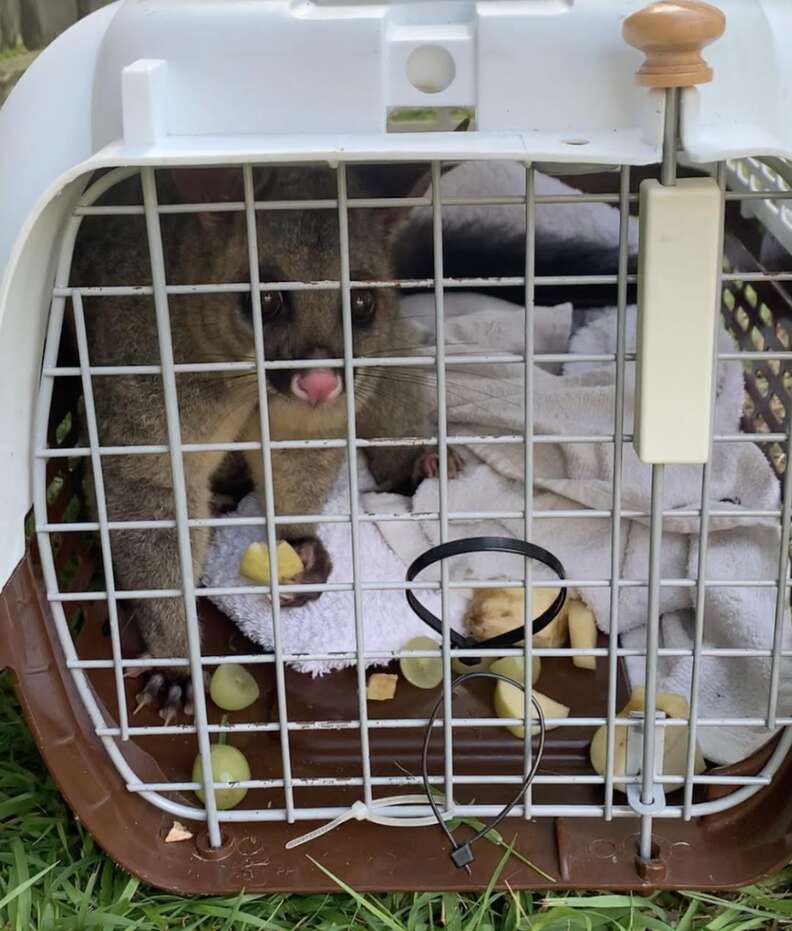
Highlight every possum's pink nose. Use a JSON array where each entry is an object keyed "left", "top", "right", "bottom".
[{"left": 292, "top": 369, "right": 342, "bottom": 406}]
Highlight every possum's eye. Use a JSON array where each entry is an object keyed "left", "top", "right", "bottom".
[
  {"left": 260, "top": 290, "right": 286, "bottom": 320},
  {"left": 351, "top": 289, "right": 376, "bottom": 327},
  {"left": 239, "top": 290, "right": 286, "bottom": 323}
]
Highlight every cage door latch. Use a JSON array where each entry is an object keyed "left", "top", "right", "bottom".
[{"left": 634, "top": 177, "right": 723, "bottom": 464}]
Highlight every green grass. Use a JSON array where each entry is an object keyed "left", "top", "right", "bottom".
[
  {"left": 0, "top": 41, "right": 29, "bottom": 63},
  {"left": 2, "top": 671, "right": 792, "bottom": 930}
]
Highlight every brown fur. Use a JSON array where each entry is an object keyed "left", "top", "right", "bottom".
[{"left": 72, "top": 165, "right": 439, "bottom": 693}]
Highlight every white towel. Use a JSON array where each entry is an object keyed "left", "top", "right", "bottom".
[{"left": 408, "top": 162, "right": 640, "bottom": 255}]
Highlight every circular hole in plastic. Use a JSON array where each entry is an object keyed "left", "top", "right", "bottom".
[
  {"left": 406, "top": 46, "right": 456, "bottom": 94},
  {"left": 194, "top": 829, "right": 235, "bottom": 861},
  {"left": 563, "top": 138, "right": 591, "bottom": 146}
]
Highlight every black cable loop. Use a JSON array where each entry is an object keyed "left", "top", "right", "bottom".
[
  {"left": 405, "top": 536, "right": 567, "bottom": 651},
  {"left": 421, "top": 671, "right": 547, "bottom": 870}
]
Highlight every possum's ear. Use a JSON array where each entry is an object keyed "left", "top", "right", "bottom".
[
  {"left": 354, "top": 161, "right": 458, "bottom": 241},
  {"left": 167, "top": 167, "right": 275, "bottom": 228}
]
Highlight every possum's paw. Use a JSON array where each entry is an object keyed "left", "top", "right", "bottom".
[
  {"left": 414, "top": 447, "right": 465, "bottom": 484},
  {"left": 128, "top": 658, "right": 210, "bottom": 725},
  {"left": 279, "top": 537, "right": 332, "bottom": 608}
]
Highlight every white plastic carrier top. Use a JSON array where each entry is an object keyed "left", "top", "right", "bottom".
[{"left": 1, "top": 0, "right": 791, "bottom": 587}]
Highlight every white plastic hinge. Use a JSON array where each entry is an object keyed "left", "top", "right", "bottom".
[
  {"left": 122, "top": 60, "right": 168, "bottom": 147},
  {"left": 634, "top": 177, "right": 723, "bottom": 464}
]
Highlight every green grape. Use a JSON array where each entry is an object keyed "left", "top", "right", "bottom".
[
  {"left": 399, "top": 636, "right": 443, "bottom": 689},
  {"left": 192, "top": 744, "right": 251, "bottom": 810},
  {"left": 209, "top": 663, "right": 260, "bottom": 711}
]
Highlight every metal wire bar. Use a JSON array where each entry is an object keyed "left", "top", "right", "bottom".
[
  {"left": 38, "top": 503, "right": 788, "bottom": 535},
  {"left": 337, "top": 164, "right": 375, "bottom": 806},
  {"left": 243, "top": 164, "right": 297, "bottom": 820},
  {"left": 53, "top": 272, "right": 637, "bottom": 298},
  {"left": 140, "top": 167, "right": 222, "bottom": 848},
  {"left": 431, "top": 161, "right": 456, "bottom": 815},
  {"left": 124, "top": 772, "right": 772, "bottom": 792},
  {"left": 90, "top": 713, "right": 792, "bottom": 739},
  {"left": 683, "top": 162, "right": 727, "bottom": 820},
  {"left": 766, "top": 405, "right": 792, "bottom": 728},
  {"left": 70, "top": 292, "right": 130, "bottom": 741},
  {"left": 522, "top": 163, "right": 536, "bottom": 818},
  {"left": 604, "top": 165, "right": 631, "bottom": 819},
  {"left": 39, "top": 345, "right": 792, "bottom": 379},
  {"left": 38, "top": 429, "right": 789, "bottom": 461},
  {"left": 46, "top": 575, "right": 790, "bottom": 606},
  {"left": 71, "top": 186, "right": 792, "bottom": 221}
]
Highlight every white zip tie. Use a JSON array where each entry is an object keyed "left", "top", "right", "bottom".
[{"left": 285, "top": 795, "right": 452, "bottom": 849}]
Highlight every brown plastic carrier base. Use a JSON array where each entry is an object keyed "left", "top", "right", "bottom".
[{"left": 3, "top": 548, "right": 792, "bottom": 895}]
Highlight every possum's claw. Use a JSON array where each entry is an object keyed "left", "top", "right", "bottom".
[
  {"left": 124, "top": 653, "right": 152, "bottom": 679},
  {"left": 131, "top": 667, "right": 202, "bottom": 723},
  {"left": 279, "top": 537, "right": 332, "bottom": 608},
  {"left": 414, "top": 447, "right": 465, "bottom": 484},
  {"left": 184, "top": 681, "right": 195, "bottom": 718},
  {"left": 159, "top": 684, "right": 184, "bottom": 726},
  {"left": 134, "top": 672, "right": 165, "bottom": 715}
]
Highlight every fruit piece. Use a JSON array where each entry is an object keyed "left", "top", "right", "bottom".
[
  {"left": 489, "top": 654, "right": 541, "bottom": 688},
  {"left": 209, "top": 663, "right": 260, "bottom": 711},
  {"left": 165, "top": 821, "right": 193, "bottom": 843},
  {"left": 589, "top": 688, "right": 705, "bottom": 792},
  {"left": 399, "top": 636, "right": 443, "bottom": 689},
  {"left": 452, "top": 655, "right": 493, "bottom": 676},
  {"left": 367, "top": 673, "right": 398, "bottom": 701},
  {"left": 240, "top": 540, "right": 304, "bottom": 585},
  {"left": 193, "top": 744, "right": 251, "bottom": 810},
  {"left": 569, "top": 601, "right": 597, "bottom": 671},
  {"left": 463, "top": 587, "right": 570, "bottom": 649},
  {"left": 531, "top": 590, "right": 570, "bottom": 649},
  {"left": 494, "top": 683, "right": 569, "bottom": 738}
]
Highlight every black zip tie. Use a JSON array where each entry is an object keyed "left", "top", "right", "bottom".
[{"left": 421, "top": 671, "right": 547, "bottom": 872}]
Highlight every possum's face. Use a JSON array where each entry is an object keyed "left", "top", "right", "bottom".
[
  {"left": 165, "top": 164, "right": 431, "bottom": 426},
  {"left": 240, "top": 202, "right": 405, "bottom": 415},
  {"left": 175, "top": 165, "right": 428, "bottom": 422}
]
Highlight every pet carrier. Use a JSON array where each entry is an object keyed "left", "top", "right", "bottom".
[{"left": 2, "top": 0, "right": 792, "bottom": 893}]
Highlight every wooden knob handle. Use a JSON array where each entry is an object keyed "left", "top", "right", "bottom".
[{"left": 623, "top": 1, "right": 726, "bottom": 88}]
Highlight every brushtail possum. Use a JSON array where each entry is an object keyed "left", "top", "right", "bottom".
[
  {"left": 73, "top": 163, "right": 627, "bottom": 721},
  {"left": 74, "top": 164, "right": 450, "bottom": 721}
]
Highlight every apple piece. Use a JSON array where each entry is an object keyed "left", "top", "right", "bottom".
[
  {"left": 367, "top": 673, "right": 398, "bottom": 701},
  {"left": 589, "top": 688, "right": 704, "bottom": 792},
  {"left": 494, "top": 683, "right": 569, "bottom": 739},
  {"left": 489, "top": 654, "right": 541, "bottom": 688},
  {"left": 569, "top": 601, "right": 597, "bottom": 670},
  {"left": 240, "top": 540, "right": 304, "bottom": 585}
]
